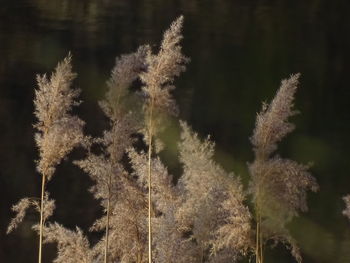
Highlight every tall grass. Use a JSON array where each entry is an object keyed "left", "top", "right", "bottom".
[{"left": 7, "top": 16, "right": 319, "bottom": 263}]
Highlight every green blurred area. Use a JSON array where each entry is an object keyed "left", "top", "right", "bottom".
[{"left": 1, "top": 0, "right": 350, "bottom": 262}]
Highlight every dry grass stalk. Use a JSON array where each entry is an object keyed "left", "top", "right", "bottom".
[
  {"left": 8, "top": 54, "right": 84, "bottom": 263},
  {"left": 139, "top": 15, "right": 188, "bottom": 262},
  {"left": 249, "top": 74, "right": 318, "bottom": 263},
  {"left": 34, "top": 54, "right": 84, "bottom": 263}
]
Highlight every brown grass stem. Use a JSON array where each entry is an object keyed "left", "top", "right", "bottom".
[
  {"left": 38, "top": 173, "right": 46, "bottom": 263},
  {"left": 104, "top": 173, "right": 112, "bottom": 263},
  {"left": 147, "top": 98, "right": 154, "bottom": 263}
]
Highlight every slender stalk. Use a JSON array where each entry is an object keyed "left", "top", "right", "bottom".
[
  {"left": 256, "top": 217, "right": 260, "bottom": 263},
  {"left": 255, "top": 214, "right": 264, "bottom": 263},
  {"left": 255, "top": 202, "right": 263, "bottom": 263},
  {"left": 259, "top": 213, "right": 263, "bottom": 263},
  {"left": 104, "top": 173, "right": 112, "bottom": 263},
  {"left": 147, "top": 98, "right": 154, "bottom": 263},
  {"left": 38, "top": 173, "right": 46, "bottom": 263}
]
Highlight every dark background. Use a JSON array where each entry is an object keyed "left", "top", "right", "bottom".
[{"left": 1, "top": 0, "right": 350, "bottom": 262}]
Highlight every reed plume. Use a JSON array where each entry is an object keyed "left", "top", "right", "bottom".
[
  {"left": 42, "top": 223, "right": 94, "bottom": 263},
  {"left": 75, "top": 46, "right": 148, "bottom": 263},
  {"left": 7, "top": 54, "right": 84, "bottom": 263},
  {"left": 139, "top": 15, "right": 188, "bottom": 263},
  {"left": 127, "top": 148, "right": 185, "bottom": 262},
  {"left": 177, "top": 121, "right": 252, "bottom": 262},
  {"left": 249, "top": 74, "right": 318, "bottom": 263}
]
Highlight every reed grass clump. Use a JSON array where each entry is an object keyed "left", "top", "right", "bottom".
[{"left": 8, "top": 16, "right": 318, "bottom": 263}]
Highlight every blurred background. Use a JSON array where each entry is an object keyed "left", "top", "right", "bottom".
[{"left": 1, "top": 0, "right": 350, "bottom": 262}]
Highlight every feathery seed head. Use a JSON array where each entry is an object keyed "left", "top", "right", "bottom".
[
  {"left": 140, "top": 16, "right": 189, "bottom": 117},
  {"left": 99, "top": 46, "right": 149, "bottom": 121},
  {"left": 251, "top": 73, "right": 300, "bottom": 159},
  {"left": 178, "top": 121, "right": 252, "bottom": 258},
  {"left": 249, "top": 73, "right": 318, "bottom": 263},
  {"left": 34, "top": 54, "right": 84, "bottom": 180}
]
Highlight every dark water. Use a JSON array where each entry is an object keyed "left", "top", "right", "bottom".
[{"left": 1, "top": 0, "right": 350, "bottom": 262}]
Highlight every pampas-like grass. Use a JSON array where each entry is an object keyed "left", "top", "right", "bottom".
[
  {"left": 249, "top": 74, "right": 319, "bottom": 263},
  {"left": 139, "top": 15, "right": 188, "bottom": 263},
  {"left": 8, "top": 54, "right": 84, "bottom": 263},
  {"left": 75, "top": 46, "right": 148, "bottom": 263},
  {"left": 8, "top": 17, "right": 319, "bottom": 263}
]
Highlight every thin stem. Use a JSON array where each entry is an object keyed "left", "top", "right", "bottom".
[
  {"left": 256, "top": 216, "right": 260, "bottom": 263},
  {"left": 259, "top": 213, "right": 263, "bottom": 263},
  {"left": 147, "top": 99, "right": 154, "bottom": 263},
  {"left": 255, "top": 209, "right": 264, "bottom": 263},
  {"left": 255, "top": 202, "right": 264, "bottom": 263},
  {"left": 104, "top": 174, "right": 112, "bottom": 263},
  {"left": 38, "top": 174, "right": 46, "bottom": 263}
]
